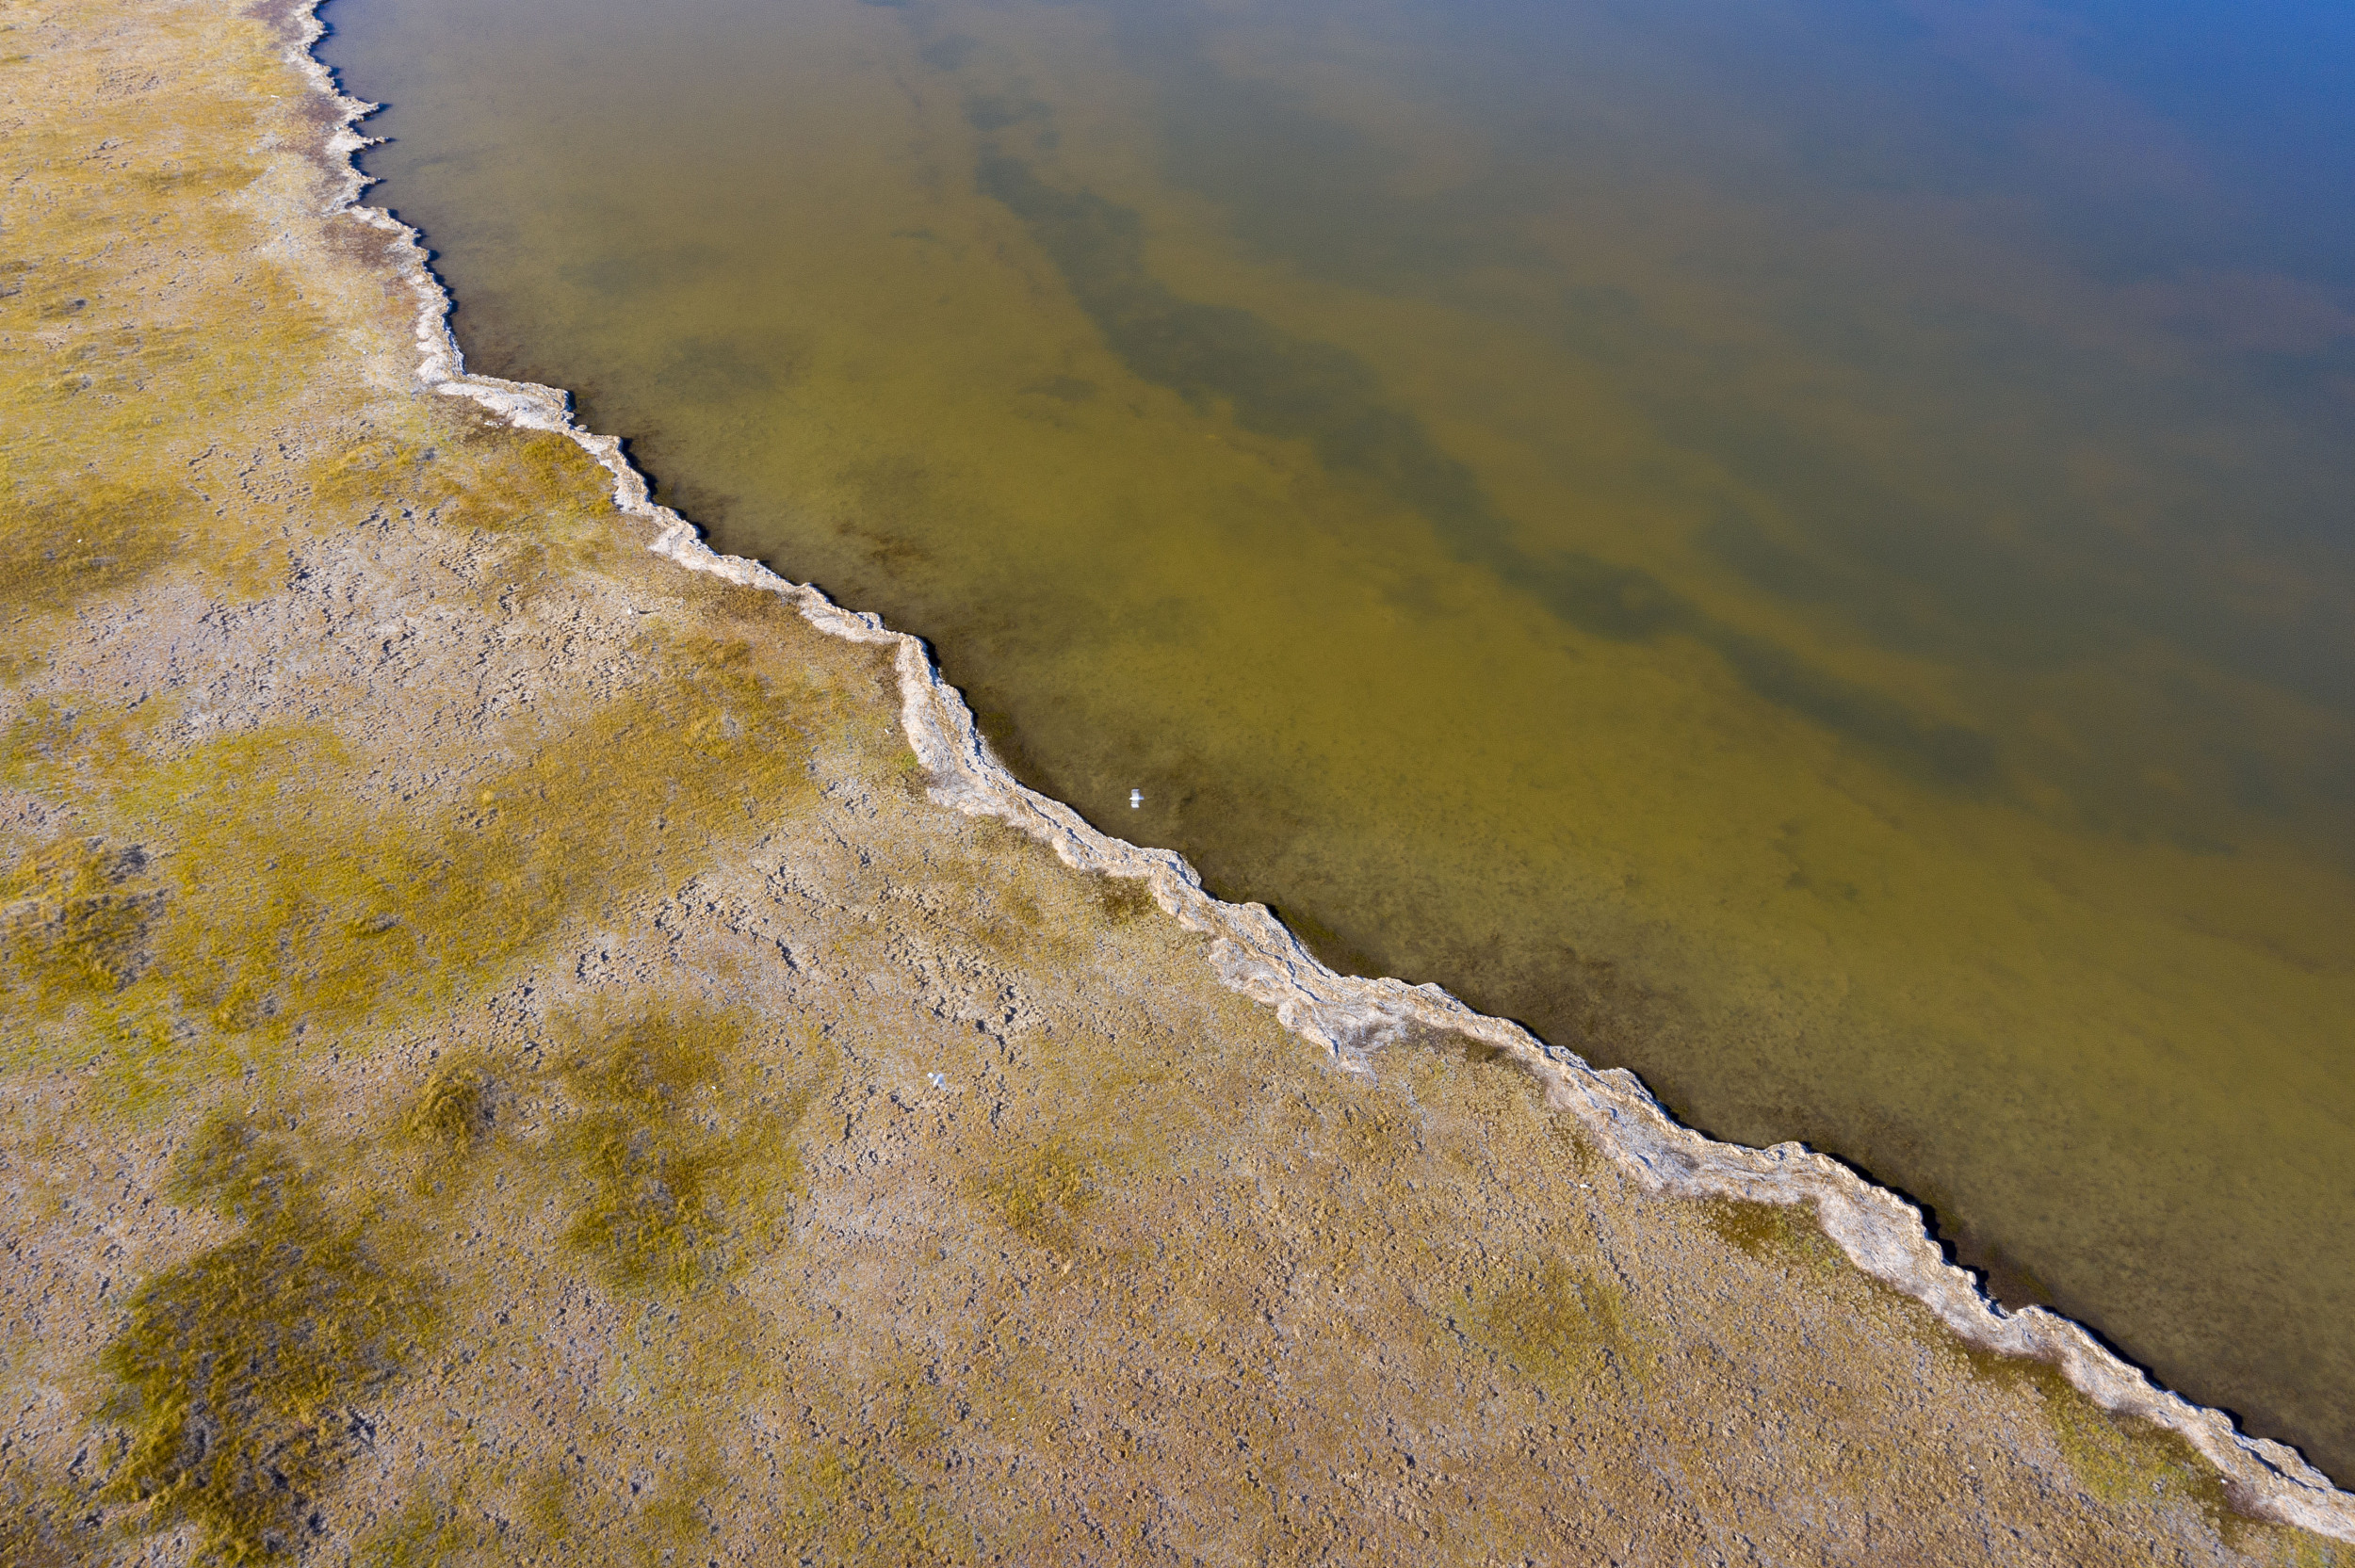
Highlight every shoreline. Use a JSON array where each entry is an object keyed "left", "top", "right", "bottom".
[{"left": 279, "top": 0, "right": 2355, "bottom": 1542}]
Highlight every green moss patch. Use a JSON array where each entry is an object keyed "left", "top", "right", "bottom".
[
  {"left": 97, "top": 1114, "right": 437, "bottom": 1562},
  {"left": 1939, "top": 1331, "right": 2305, "bottom": 1552},
  {"left": 0, "top": 479, "right": 195, "bottom": 622},
  {"left": 973, "top": 1134, "right": 1101, "bottom": 1259},
  {"left": 788, "top": 1441, "right": 980, "bottom": 1566},
  {"left": 356, "top": 1453, "right": 759, "bottom": 1566},
  {"left": 1, "top": 834, "right": 161, "bottom": 1001},
  {"left": 401, "top": 1055, "right": 495, "bottom": 1152},
  {"left": 549, "top": 1007, "right": 824, "bottom": 1291},
  {"left": 1091, "top": 872, "right": 1157, "bottom": 926},
  {"left": 1704, "top": 1197, "right": 1841, "bottom": 1274},
  {"left": 0, "top": 644, "right": 834, "bottom": 1100},
  {"left": 1462, "top": 1253, "right": 1637, "bottom": 1394}
]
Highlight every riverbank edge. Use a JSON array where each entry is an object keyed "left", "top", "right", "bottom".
[{"left": 280, "top": 0, "right": 2355, "bottom": 1538}]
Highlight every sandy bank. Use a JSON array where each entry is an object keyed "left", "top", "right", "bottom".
[{"left": 0, "top": 0, "right": 2347, "bottom": 1562}]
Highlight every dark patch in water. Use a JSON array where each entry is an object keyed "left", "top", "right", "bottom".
[
  {"left": 649, "top": 331, "right": 804, "bottom": 403},
  {"left": 646, "top": 467, "right": 740, "bottom": 533},
  {"left": 557, "top": 242, "right": 723, "bottom": 299},
  {"left": 975, "top": 149, "right": 1999, "bottom": 789},
  {"left": 918, "top": 35, "right": 978, "bottom": 72},
  {"left": 1021, "top": 374, "right": 1097, "bottom": 404},
  {"left": 1106, "top": 6, "right": 1533, "bottom": 291},
  {"left": 965, "top": 93, "right": 1048, "bottom": 134}
]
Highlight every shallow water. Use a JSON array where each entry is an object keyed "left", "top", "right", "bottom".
[{"left": 321, "top": 0, "right": 2355, "bottom": 1479}]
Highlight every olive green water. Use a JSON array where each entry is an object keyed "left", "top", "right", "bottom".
[{"left": 320, "top": 0, "right": 2355, "bottom": 1478}]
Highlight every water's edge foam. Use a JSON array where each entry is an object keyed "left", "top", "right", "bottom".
[{"left": 280, "top": 2, "right": 2354, "bottom": 1539}]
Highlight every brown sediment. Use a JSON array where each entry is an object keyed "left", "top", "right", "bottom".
[{"left": 0, "top": 0, "right": 2348, "bottom": 1560}]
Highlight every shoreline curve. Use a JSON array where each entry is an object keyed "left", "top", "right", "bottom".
[{"left": 283, "top": 0, "right": 2355, "bottom": 1540}]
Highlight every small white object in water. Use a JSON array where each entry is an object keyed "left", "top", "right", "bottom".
[
  {"left": 928, "top": 1071, "right": 947, "bottom": 1090},
  {"left": 1129, "top": 789, "right": 1143, "bottom": 808}
]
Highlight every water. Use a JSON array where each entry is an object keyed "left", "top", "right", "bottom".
[{"left": 319, "top": 0, "right": 2355, "bottom": 1479}]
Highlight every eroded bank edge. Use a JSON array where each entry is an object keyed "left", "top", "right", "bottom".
[{"left": 271, "top": 0, "right": 2355, "bottom": 1539}]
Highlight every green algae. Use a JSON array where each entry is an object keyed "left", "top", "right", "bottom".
[
  {"left": 401, "top": 1055, "right": 495, "bottom": 1152},
  {"left": 98, "top": 1114, "right": 437, "bottom": 1563},
  {"left": 353, "top": 1484, "right": 495, "bottom": 1565},
  {"left": 306, "top": 409, "right": 627, "bottom": 576},
  {"left": 789, "top": 1442, "right": 979, "bottom": 1566},
  {"left": 0, "top": 479, "right": 195, "bottom": 622},
  {"left": 357, "top": 1447, "right": 792, "bottom": 1565},
  {"left": 974, "top": 1134, "right": 1101, "bottom": 1259},
  {"left": 415, "top": 421, "right": 619, "bottom": 540},
  {"left": 0, "top": 696, "right": 142, "bottom": 794},
  {"left": 0, "top": 639, "right": 836, "bottom": 1105},
  {"left": 0, "top": 14, "right": 943, "bottom": 1561},
  {"left": 2039, "top": 1385, "right": 2271, "bottom": 1552},
  {"left": 2, "top": 255, "right": 337, "bottom": 509},
  {"left": 347, "top": 1281, "right": 798, "bottom": 1561},
  {"left": 1703, "top": 1197, "right": 1843, "bottom": 1279},
  {"left": 0, "top": 41, "right": 374, "bottom": 657},
  {"left": 379, "top": 1443, "right": 736, "bottom": 1561},
  {"left": 1916, "top": 1315, "right": 2348, "bottom": 1559},
  {"left": 354, "top": 1463, "right": 710, "bottom": 1565},
  {"left": 550, "top": 1007, "right": 825, "bottom": 1290},
  {"left": 889, "top": 744, "right": 932, "bottom": 797},
  {"left": 960, "top": 1026, "right": 1207, "bottom": 1269},
  {"left": 167, "top": 1106, "right": 312, "bottom": 1215},
  {"left": 1091, "top": 872, "right": 1157, "bottom": 927},
  {"left": 0, "top": 834, "right": 160, "bottom": 1001},
  {"left": 1462, "top": 1253, "right": 1637, "bottom": 1395},
  {"left": 8, "top": 9, "right": 2350, "bottom": 1561},
  {"left": 0, "top": 1498, "right": 93, "bottom": 1568}
]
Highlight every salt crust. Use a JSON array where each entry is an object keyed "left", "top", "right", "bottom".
[{"left": 277, "top": 2, "right": 2355, "bottom": 1540}]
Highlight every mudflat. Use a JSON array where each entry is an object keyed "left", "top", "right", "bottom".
[{"left": 0, "top": 1, "right": 2347, "bottom": 1563}]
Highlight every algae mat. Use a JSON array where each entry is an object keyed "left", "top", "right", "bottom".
[{"left": 319, "top": 0, "right": 2355, "bottom": 1483}]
